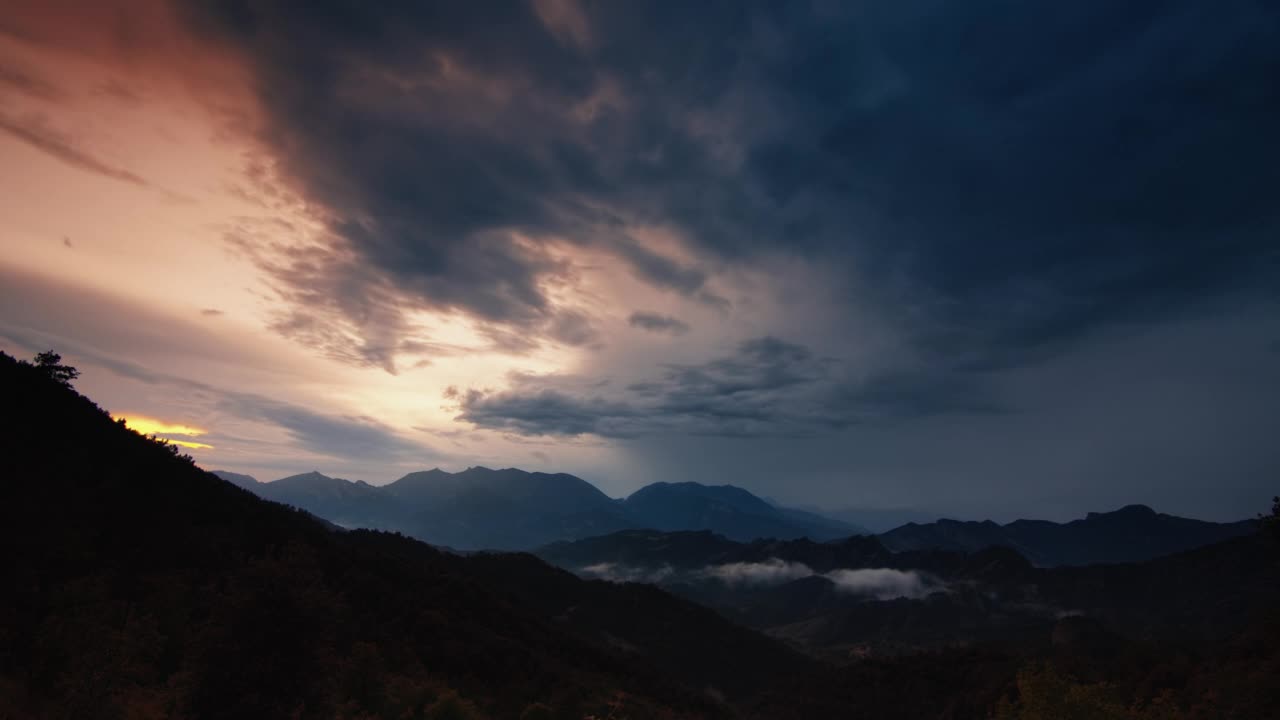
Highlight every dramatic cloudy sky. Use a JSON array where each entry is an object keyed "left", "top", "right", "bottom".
[{"left": 2, "top": 0, "right": 1277, "bottom": 520}]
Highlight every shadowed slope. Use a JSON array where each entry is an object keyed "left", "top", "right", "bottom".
[{"left": 0, "top": 351, "right": 807, "bottom": 719}]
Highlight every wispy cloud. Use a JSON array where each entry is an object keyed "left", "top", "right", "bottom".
[
  {"left": 825, "top": 568, "right": 940, "bottom": 601},
  {"left": 0, "top": 112, "right": 148, "bottom": 186},
  {"left": 701, "top": 559, "right": 814, "bottom": 586},
  {"left": 0, "top": 60, "right": 62, "bottom": 100}
]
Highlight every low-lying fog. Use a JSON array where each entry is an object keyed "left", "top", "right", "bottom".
[{"left": 578, "top": 558, "right": 945, "bottom": 601}]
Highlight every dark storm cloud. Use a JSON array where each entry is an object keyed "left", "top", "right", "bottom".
[
  {"left": 455, "top": 387, "right": 638, "bottom": 438},
  {"left": 744, "top": 1, "right": 1280, "bottom": 362},
  {"left": 178, "top": 1, "right": 763, "bottom": 362},
  {"left": 186, "top": 1, "right": 624, "bottom": 365},
  {"left": 186, "top": 0, "right": 1279, "bottom": 400},
  {"left": 627, "top": 311, "right": 690, "bottom": 336},
  {"left": 455, "top": 336, "right": 1003, "bottom": 437},
  {"left": 611, "top": 237, "right": 723, "bottom": 306}
]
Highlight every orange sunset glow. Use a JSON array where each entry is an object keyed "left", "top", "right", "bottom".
[{"left": 116, "top": 413, "right": 214, "bottom": 449}]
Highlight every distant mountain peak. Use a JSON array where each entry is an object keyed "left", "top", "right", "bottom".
[
  {"left": 395, "top": 467, "right": 449, "bottom": 481},
  {"left": 622, "top": 481, "right": 862, "bottom": 542},
  {"left": 277, "top": 469, "right": 334, "bottom": 482},
  {"left": 1088, "top": 504, "right": 1157, "bottom": 519},
  {"left": 220, "top": 466, "right": 862, "bottom": 549},
  {"left": 628, "top": 480, "right": 766, "bottom": 499},
  {"left": 650, "top": 480, "right": 749, "bottom": 491}
]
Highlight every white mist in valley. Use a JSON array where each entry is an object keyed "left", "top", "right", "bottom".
[{"left": 578, "top": 557, "right": 945, "bottom": 601}]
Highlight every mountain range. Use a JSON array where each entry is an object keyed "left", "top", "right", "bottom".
[
  {"left": 218, "top": 468, "right": 1254, "bottom": 566},
  {"left": 878, "top": 505, "right": 1256, "bottom": 566},
  {"left": 215, "top": 469, "right": 868, "bottom": 550}
]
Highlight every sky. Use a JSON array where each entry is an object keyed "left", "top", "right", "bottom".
[{"left": 1, "top": 0, "right": 1277, "bottom": 521}]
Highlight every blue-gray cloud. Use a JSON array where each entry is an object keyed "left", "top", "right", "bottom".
[
  {"left": 454, "top": 337, "right": 1004, "bottom": 438},
  {"left": 627, "top": 311, "right": 690, "bottom": 336}
]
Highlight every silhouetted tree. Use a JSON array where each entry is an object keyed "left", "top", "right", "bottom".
[{"left": 33, "top": 351, "right": 79, "bottom": 387}]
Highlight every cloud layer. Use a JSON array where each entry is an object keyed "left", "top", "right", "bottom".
[
  {"left": 703, "top": 560, "right": 941, "bottom": 600},
  {"left": 453, "top": 336, "right": 1004, "bottom": 437}
]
